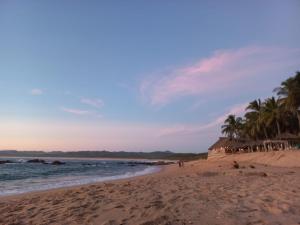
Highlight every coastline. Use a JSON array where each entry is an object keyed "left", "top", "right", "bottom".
[
  {"left": 0, "top": 164, "right": 167, "bottom": 201},
  {"left": 0, "top": 161, "right": 163, "bottom": 197},
  {"left": 1, "top": 151, "right": 300, "bottom": 225}
]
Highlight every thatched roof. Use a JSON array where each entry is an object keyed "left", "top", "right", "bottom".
[
  {"left": 208, "top": 136, "right": 294, "bottom": 151},
  {"left": 208, "top": 137, "right": 228, "bottom": 150},
  {"left": 276, "top": 133, "right": 300, "bottom": 140},
  {"left": 208, "top": 137, "right": 249, "bottom": 150}
]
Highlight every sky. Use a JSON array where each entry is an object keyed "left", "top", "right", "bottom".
[{"left": 0, "top": 1, "right": 300, "bottom": 152}]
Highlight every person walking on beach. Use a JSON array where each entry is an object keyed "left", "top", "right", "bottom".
[{"left": 178, "top": 160, "right": 184, "bottom": 168}]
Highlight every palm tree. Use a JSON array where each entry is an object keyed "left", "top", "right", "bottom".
[
  {"left": 275, "top": 71, "right": 300, "bottom": 133},
  {"left": 244, "top": 110, "right": 260, "bottom": 140},
  {"left": 221, "top": 115, "right": 243, "bottom": 139},
  {"left": 221, "top": 72, "right": 300, "bottom": 142},
  {"left": 245, "top": 99, "right": 268, "bottom": 139},
  {"left": 263, "top": 97, "right": 283, "bottom": 137}
]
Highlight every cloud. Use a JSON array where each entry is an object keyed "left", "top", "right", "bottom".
[
  {"left": 30, "top": 88, "right": 43, "bottom": 95},
  {"left": 140, "top": 46, "right": 300, "bottom": 106},
  {"left": 80, "top": 98, "right": 104, "bottom": 108},
  {"left": 61, "top": 97, "right": 104, "bottom": 118},
  {"left": 61, "top": 107, "right": 103, "bottom": 118},
  {"left": 158, "top": 103, "right": 248, "bottom": 137},
  {"left": 61, "top": 107, "right": 91, "bottom": 115}
]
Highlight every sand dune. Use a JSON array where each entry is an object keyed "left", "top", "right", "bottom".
[{"left": 0, "top": 151, "right": 300, "bottom": 225}]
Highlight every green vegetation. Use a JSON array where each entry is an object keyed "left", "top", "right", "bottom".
[{"left": 222, "top": 71, "right": 300, "bottom": 140}]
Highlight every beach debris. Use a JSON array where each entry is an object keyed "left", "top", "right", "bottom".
[
  {"left": 245, "top": 172, "right": 268, "bottom": 177},
  {"left": 233, "top": 161, "right": 239, "bottom": 169},
  {"left": 250, "top": 165, "right": 256, "bottom": 169},
  {"left": 261, "top": 172, "right": 268, "bottom": 177},
  {"left": 287, "top": 171, "right": 295, "bottom": 175},
  {"left": 114, "top": 204, "right": 124, "bottom": 208}
]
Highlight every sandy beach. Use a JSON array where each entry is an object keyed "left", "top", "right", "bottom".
[{"left": 1, "top": 151, "right": 300, "bottom": 225}]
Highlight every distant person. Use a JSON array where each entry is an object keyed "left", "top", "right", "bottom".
[{"left": 178, "top": 160, "right": 184, "bottom": 168}]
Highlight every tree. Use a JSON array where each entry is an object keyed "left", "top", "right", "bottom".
[
  {"left": 244, "top": 110, "right": 260, "bottom": 140},
  {"left": 275, "top": 71, "right": 300, "bottom": 133},
  {"left": 263, "top": 97, "right": 283, "bottom": 137},
  {"left": 221, "top": 71, "right": 300, "bottom": 141},
  {"left": 245, "top": 99, "right": 268, "bottom": 139},
  {"left": 221, "top": 115, "right": 243, "bottom": 139}
]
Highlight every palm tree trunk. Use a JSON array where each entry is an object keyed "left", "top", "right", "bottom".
[
  {"left": 276, "top": 120, "right": 281, "bottom": 138},
  {"left": 263, "top": 127, "right": 268, "bottom": 139}
]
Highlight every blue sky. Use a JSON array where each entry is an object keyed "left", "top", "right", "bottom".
[{"left": 0, "top": 1, "right": 300, "bottom": 152}]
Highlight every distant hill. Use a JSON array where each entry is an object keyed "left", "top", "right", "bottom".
[{"left": 0, "top": 150, "right": 207, "bottom": 161}]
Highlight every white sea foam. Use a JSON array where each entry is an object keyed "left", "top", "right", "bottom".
[{"left": 0, "top": 166, "right": 160, "bottom": 196}]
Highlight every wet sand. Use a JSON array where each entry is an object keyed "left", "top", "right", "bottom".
[{"left": 1, "top": 151, "right": 300, "bottom": 225}]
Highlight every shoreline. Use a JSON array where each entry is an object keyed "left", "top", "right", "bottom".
[
  {"left": 1, "top": 151, "right": 300, "bottom": 225},
  {"left": 0, "top": 164, "right": 164, "bottom": 198},
  {"left": 0, "top": 163, "right": 171, "bottom": 202}
]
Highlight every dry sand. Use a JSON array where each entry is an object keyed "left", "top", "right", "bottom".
[{"left": 1, "top": 151, "right": 300, "bottom": 225}]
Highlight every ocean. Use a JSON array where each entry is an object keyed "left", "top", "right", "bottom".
[{"left": 0, "top": 158, "right": 160, "bottom": 196}]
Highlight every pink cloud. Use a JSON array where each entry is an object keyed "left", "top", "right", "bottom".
[{"left": 141, "top": 46, "right": 300, "bottom": 106}]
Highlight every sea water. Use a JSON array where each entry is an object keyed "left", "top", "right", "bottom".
[{"left": 0, "top": 158, "right": 159, "bottom": 196}]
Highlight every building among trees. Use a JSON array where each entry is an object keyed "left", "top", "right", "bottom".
[{"left": 209, "top": 71, "right": 300, "bottom": 157}]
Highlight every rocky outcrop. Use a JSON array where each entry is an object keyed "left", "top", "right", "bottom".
[
  {"left": 27, "top": 159, "right": 47, "bottom": 164},
  {"left": 51, "top": 160, "right": 65, "bottom": 165},
  {"left": 0, "top": 160, "right": 13, "bottom": 164},
  {"left": 26, "top": 159, "right": 66, "bottom": 165}
]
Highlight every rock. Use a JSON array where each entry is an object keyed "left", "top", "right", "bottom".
[
  {"left": 233, "top": 161, "right": 239, "bottom": 169},
  {"left": 51, "top": 160, "right": 65, "bottom": 165},
  {"left": 0, "top": 160, "right": 13, "bottom": 164},
  {"left": 245, "top": 171, "right": 268, "bottom": 177},
  {"left": 250, "top": 164, "right": 256, "bottom": 169},
  {"left": 128, "top": 164, "right": 137, "bottom": 167},
  {"left": 27, "top": 159, "right": 47, "bottom": 164},
  {"left": 261, "top": 172, "right": 268, "bottom": 177}
]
